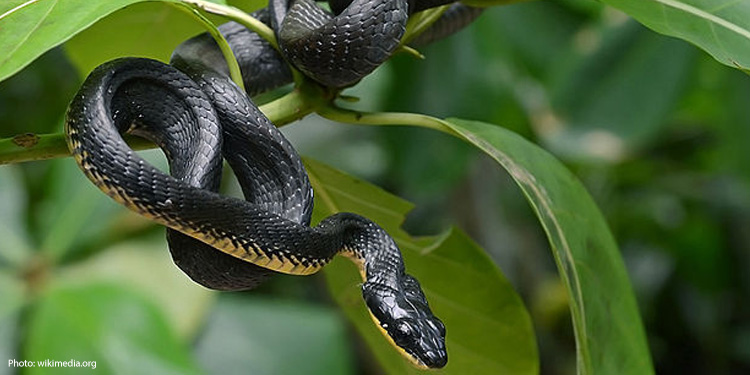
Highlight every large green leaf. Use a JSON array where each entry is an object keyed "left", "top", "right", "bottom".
[
  {"left": 459, "top": 0, "right": 528, "bottom": 7},
  {"left": 0, "top": 0, "right": 156, "bottom": 82},
  {"left": 226, "top": 0, "right": 265, "bottom": 13},
  {"left": 442, "top": 118, "right": 653, "bottom": 374},
  {"left": 25, "top": 283, "right": 201, "bottom": 375},
  {"left": 0, "top": 0, "right": 235, "bottom": 82},
  {"left": 194, "top": 295, "right": 354, "bottom": 375},
  {"left": 306, "top": 158, "right": 538, "bottom": 375},
  {"left": 64, "top": 1, "right": 224, "bottom": 78},
  {"left": 603, "top": 0, "right": 750, "bottom": 72}
]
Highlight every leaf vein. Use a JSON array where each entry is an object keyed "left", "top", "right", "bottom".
[
  {"left": 652, "top": 0, "right": 750, "bottom": 40},
  {"left": 0, "top": 0, "right": 40, "bottom": 21},
  {"left": 1, "top": 0, "right": 56, "bottom": 68}
]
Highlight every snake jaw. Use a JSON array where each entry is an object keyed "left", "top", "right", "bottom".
[
  {"left": 390, "top": 317, "right": 448, "bottom": 369},
  {"left": 363, "top": 275, "right": 448, "bottom": 369}
]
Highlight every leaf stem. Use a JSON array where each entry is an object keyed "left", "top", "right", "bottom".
[
  {"left": 316, "top": 103, "right": 460, "bottom": 137},
  {"left": 260, "top": 88, "right": 315, "bottom": 127},
  {"left": 178, "top": 0, "right": 306, "bottom": 88},
  {"left": 0, "top": 133, "right": 153, "bottom": 165},
  {"left": 0, "top": 89, "right": 313, "bottom": 165},
  {"left": 400, "top": 5, "right": 450, "bottom": 45},
  {"left": 181, "top": 0, "right": 279, "bottom": 50},
  {"left": 0, "top": 99, "right": 462, "bottom": 164}
]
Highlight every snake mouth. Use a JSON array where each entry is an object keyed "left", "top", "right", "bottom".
[
  {"left": 402, "top": 322, "right": 448, "bottom": 369},
  {"left": 395, "top": 319, "right": 447, "bottom": 369},
  {"left": 414, "top": 349, "right": 448, "bottom": 369},
  {"left": 385, "top": 325, "right": 448, "bottom": 370},
  {"left": 360, "top": 269, "right": 448, "bottom": 368}
]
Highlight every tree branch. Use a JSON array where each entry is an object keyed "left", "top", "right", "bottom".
[{"left": 0, "top": 88, "right": 313, "bottom": 165}]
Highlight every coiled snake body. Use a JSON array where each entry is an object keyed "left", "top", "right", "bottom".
[{"left": 65, "top": 0, "right": 483, "bottom": 368}]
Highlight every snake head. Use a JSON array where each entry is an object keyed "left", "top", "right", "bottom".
[{"left": 363, "top": 274, "right": 447, "bottom": 368}]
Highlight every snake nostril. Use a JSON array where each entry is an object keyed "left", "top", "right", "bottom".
[{"left": 423, "top": 350, "right": 448, "bottom": 368}]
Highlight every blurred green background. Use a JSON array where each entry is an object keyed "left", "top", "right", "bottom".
[{"left": 1, "top": 0, "right": 750, "bottom": 374}]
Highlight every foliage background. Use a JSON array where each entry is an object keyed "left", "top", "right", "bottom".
[{"left": 1, "top": 0, "right": 750, "bottom": 374}]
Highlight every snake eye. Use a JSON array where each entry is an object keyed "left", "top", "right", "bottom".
[
  {"left": 398, "top": 322, "right": 412, "bottom": 336},
  {"left": 393, "top": 321, "right": 417, "bottom": 345}
]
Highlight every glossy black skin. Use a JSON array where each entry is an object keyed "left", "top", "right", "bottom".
[
  {"left": 172, "top": 9, "right": 292, "bottom": 97},
  {"left": 410, "top": 3, "right": 485, "bottom": 46},
  {"left": 173, "top": 0, "right": 483, "bottom": 89},
  {"left": 270, "top": 0, "right": 409, "bottom": 87},
  {"left": 65, "top": 0, "right": 486, "bottom": 368},
  {"left": 68, "top": 59, "right": 450, "bottom": 368},
  {"left": 365, "top": 275, "right": 448, "bottom": 367}
]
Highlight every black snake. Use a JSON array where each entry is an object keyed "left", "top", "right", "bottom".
[{"left": 65, "top": 0, "right": 483, "bottom": 368}]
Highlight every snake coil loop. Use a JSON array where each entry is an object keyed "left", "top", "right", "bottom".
[{"left": 66, "top": 0, "right": 485, "bottom": 368}]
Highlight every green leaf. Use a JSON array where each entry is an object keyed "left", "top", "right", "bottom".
[
  {"left": 546, "top": 21, "right": 695, "bottom": 162},
  {"left": 442, "top": 118, "right": 654, "bottom": 374},
  {"left": 305, "top": 158, "right": 538, "bottom": 375},
  {"left": 25, "top": 283, "right": 201, "bottom": 375},
  {"left": 0, "top": 0, "right": 163, "bottom": 82},
  {"left": 459, "top": 0, "right": 528, "bottom": 8},
  {"left": 194, "top": 295, "right": 355, "bottom": 375},
  {"left": 64, "top": 1, "right": 224, "bottom": 78},
  {"left": 0, "top": 0, "right": 234, "bottom": 81},
  {"left": 602, "top": 0, "right": 750, "bottom": 72},
  {"left": 226, "top": 0, "right": 265, "bottom": 13}
]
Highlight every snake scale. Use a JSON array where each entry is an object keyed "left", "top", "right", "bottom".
[{"left": 65, "top": 0, "right": 484, "bottom": 368}]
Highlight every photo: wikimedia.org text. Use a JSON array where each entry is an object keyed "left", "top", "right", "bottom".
[{"left": 9, "top": 359, "right": 97, "bottom": 370}]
